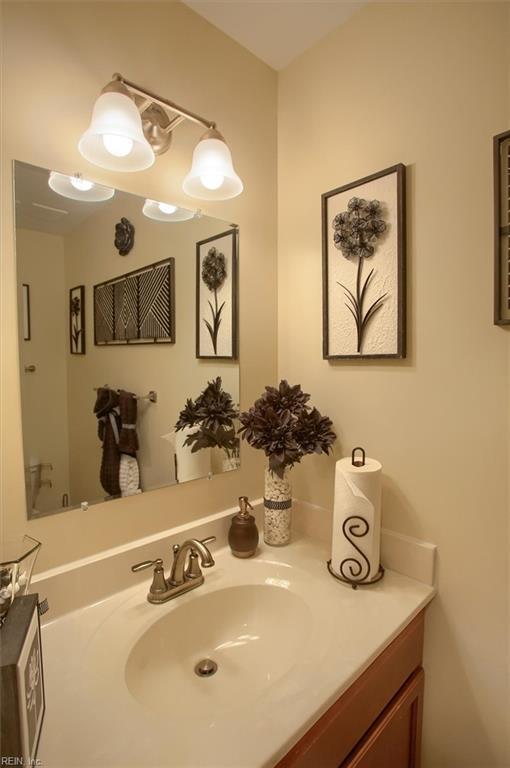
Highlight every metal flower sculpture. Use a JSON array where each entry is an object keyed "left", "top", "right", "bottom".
[
  {"left": 332, "top": 197, "right": 387, "bottom": 353},
  {"left": 71, "top": 295, "right": 82, "bottom": 352},
  {"left": 201, "top": 247, "right": 227, "bottom": 354},
  {"left": 114, "top": 217, "right": 135, "bottom": 256}
]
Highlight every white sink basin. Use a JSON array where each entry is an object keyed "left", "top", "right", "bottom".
[
  {"left": 126, "top": 584, "right": 312, "bottom": 718},
  {"left": 39, "top": 540, "right": 434, "bottom": 767}
]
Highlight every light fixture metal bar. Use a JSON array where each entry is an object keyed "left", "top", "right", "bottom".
[{"left": 113, "top": 72, "right": 215, "bottom": 131}]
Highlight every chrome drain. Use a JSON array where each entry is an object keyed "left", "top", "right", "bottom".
[{"left": 194, "top": 658, "right": 218, "bottom": 677}]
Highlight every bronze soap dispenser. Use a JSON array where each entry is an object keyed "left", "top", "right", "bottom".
[{"left": 228, "top": 496, "right": 259, "bottom": 558}]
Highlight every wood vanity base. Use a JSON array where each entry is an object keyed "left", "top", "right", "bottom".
[{"left": 276, "top": 610, "right": 425, "bottom": 768}]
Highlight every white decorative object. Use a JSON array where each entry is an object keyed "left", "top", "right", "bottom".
[
  {"left": 330, "top": 451, "right": 382, "bottom": 584},
  {"left": 171, "top": 427, "right": 211, "bottom": 483},
  {"left": 264, "top": 467, "right": 292, "bottom": 546}
]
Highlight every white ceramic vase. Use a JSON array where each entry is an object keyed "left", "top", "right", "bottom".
[{"left": 264, "top": 467, "right": 292, "bottom": 546}]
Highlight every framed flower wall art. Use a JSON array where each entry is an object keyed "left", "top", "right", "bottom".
[
  {"left": 196, "top": 228, "right": 238, "bottom": 359},
  {"left": 494, "top": 130, "right": 510, "bottom": 325},
  {"left": 22, "top": 284, "right": 31, "bottom": 341},
  {"left": 322, "top": 164, "right": 406, "bottom": 359},
  {"left": 69, "top": 285, "right": 85, "bottom": 354}
]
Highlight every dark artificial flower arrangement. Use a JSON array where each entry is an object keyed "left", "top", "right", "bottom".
[
  {"left": 175, "top": 377, "right": 239, "bottom": 458},
  {"left": 239, "top": 380, "right": 336, "bottom": 478},
  {"left": 332, "top": 197, "right": 387, "bottom": 353},
  {"left": 201, "top": 247, "right": 227, "bottom": 354}
]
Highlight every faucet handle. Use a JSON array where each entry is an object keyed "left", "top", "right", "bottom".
[
  {"left": 200, "top": 536, "right": 216, "bottom": 547},
  {"left": 131, "top": 558, "right": 167, "bottom": 597},
  {"left": 131, "top": 558, "right": 163, "bottom": 572}
]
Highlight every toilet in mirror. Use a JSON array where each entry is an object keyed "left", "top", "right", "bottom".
[{"left": 14, "top": 161, "right": 240, "bottom": 518}]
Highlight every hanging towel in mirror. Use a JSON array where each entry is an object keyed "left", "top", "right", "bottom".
[
  {"left": 93, "top": 387, "right": 121, "bottom": 497},
  {"left": 118, "top": 390, "right": 139, "bottom": 456}
]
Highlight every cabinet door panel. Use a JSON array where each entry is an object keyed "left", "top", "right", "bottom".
[
  {"left": 275, "top": 612, "right": 424, "bottom": 768},
  {"left": 340, "top": 668, "right": 424, "bottom": 768}
]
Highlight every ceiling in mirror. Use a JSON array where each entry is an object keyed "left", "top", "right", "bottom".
[{"left": 14, "top": 161, "right": 240, "bottom": 519}]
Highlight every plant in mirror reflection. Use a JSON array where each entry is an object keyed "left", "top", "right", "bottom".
[
  {"left": 175, "top": 377, "right": 239, "bottom": 460},
  {"left": 201, "top": 247, "right": 227, "bottom": 354},
  {"left": 332, "top": 197, "right": 387, "bottom": 353}
]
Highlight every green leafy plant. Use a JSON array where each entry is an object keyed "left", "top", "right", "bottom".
[
  {"left": 332, "top": 197, "right": 387, "bottom": 353},
  {"left": 239, "top": 380, "right": 336, "bottom": 477},
  {"left": 175, "top": 377, "right": 239, "bottom": 458},
  {"left": 201, "top": 247, "right": 227, "bottom": 354}
]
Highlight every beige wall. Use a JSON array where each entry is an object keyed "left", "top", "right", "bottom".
[
  {"left": 2, "top": 3, "right": 509, "bottom": 766},
  {"left": 278, "top": 3, "right": 509, "bottom": 767},
  {"left": 0, "top": 1, "right": 277, "bottom": 571},
  {"left": 16, "top": 229, "right": 70, "bottom": 514}
]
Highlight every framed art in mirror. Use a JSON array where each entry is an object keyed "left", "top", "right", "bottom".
[
  {"left": 69, "top": 285, "right": 85, "bottom": 354},
  {"left": 196, "top": 228, "right": 238, "bottom": 359},
  {"left": 94, "top": 259, "right": 175, "bottom": 345}
]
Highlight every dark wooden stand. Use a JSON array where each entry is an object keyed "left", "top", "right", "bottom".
[{"left": 276, "top": 611, "right": 425, "bottom": 768}]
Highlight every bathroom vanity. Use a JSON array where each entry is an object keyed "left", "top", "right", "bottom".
[
  {"left": 277, "top": 612, "right": 424, "bottom": 768},
  {"left": 34, "top": 505, "right": 435, "bottom": 768}
]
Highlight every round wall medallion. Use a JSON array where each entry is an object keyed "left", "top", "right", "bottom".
[{"left": 115, "top": 217, "right": 135, "bottom": 256}]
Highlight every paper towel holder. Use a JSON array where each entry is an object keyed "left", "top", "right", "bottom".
[
  {"left": 351, "top": 447, "right": 366, "bottom": 467},
  {"left": 327, "top": 559, "right": 384, "bottom": 590}
]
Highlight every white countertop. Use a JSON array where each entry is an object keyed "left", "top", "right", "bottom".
[{"left": 38, "top": 536, "right": 434, "bottom": 768}]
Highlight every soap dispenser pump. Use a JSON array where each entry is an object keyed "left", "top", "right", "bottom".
[{"left": 228, "top": 496, "right": 259, "bottom": 558}]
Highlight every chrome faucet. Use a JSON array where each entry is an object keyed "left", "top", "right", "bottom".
[{"left": 131, "top": 536, "right": 216, "bottom": 604}]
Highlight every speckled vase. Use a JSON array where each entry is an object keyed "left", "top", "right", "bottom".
[
  {"left": 264, "top": 467, "right": 292, "bottom": 546},
  {"left": 221, "top": 455, "right": 240, "bottom": 473}
]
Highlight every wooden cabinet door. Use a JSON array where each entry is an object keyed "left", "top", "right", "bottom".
[{"left": 340, "top": 668, "right": 424, "bottom": 768}]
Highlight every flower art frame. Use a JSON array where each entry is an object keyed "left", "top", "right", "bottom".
[
  {"left": 69, "top": 285, "right": 85, "bottom": 354},
  {"left": 196, "top": 228, "right": 238, "bottom": 359},
  {"left": 322, "top": 165, "right": 406, "bottom": 359},
  {"left": 22, "top": 284, "right": 31, "bottom": 341},
  {"left": 494, "top": 130, "right": 510, "bottom": 325}
]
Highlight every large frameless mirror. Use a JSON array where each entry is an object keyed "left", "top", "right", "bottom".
[{"left": 14, "top": 161, "right": 240, "bottom": 519}]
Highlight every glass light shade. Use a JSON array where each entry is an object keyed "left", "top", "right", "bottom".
[
  {"left": 182, "top": 134, "right": 243, "bottom": 200},
  {"left": 48, "top": 172, "right": 115, "bottom": 202},
  {"left": 78, "top": 91, "right": 155, "bottom": 172},
  {"left": 142, "top": 199, "right": 195, "bottom": 222}
]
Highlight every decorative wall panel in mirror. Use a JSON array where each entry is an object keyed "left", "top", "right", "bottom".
[{"left": 14, "top": 161, "right": 240, "bottom": 519}]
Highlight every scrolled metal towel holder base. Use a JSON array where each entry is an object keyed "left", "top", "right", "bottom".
[{"left": 326, "top": 560, "right": 385, "bottom": 590}]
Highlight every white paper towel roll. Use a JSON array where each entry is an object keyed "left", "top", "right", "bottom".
[{"left": 331, "top": 454, "right": 382, "bottom": 583}]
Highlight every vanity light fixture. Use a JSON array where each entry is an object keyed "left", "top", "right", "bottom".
[
  {"left": 142, "top": 199, "right": 196, "bottom": 222},
  {"left": 48, "top": 172, "right": 115, "bottom": 202},
  {"left": 78, "top": 74, "right": 243, "bottom": 201}
]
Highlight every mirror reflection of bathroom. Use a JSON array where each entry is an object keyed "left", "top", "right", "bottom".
[{"left": 14, "top": 161, "right": 240, "bottom": 518}]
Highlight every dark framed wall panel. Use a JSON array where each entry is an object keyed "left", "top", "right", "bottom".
[
  {"left": 494, "top": 130, "right": 510, "bottom": 325},
  {"left": 322, "top": 164, "right": 406, "bottom": 359},
  {"left": 94, "top": 258, "right": 175, "bottom": 345},
  {"left": 69, "top": 285, "right": 85, "bottom": 354},
  {"left": 196, "top": 228, "right": 238, "bottom": 360}
]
